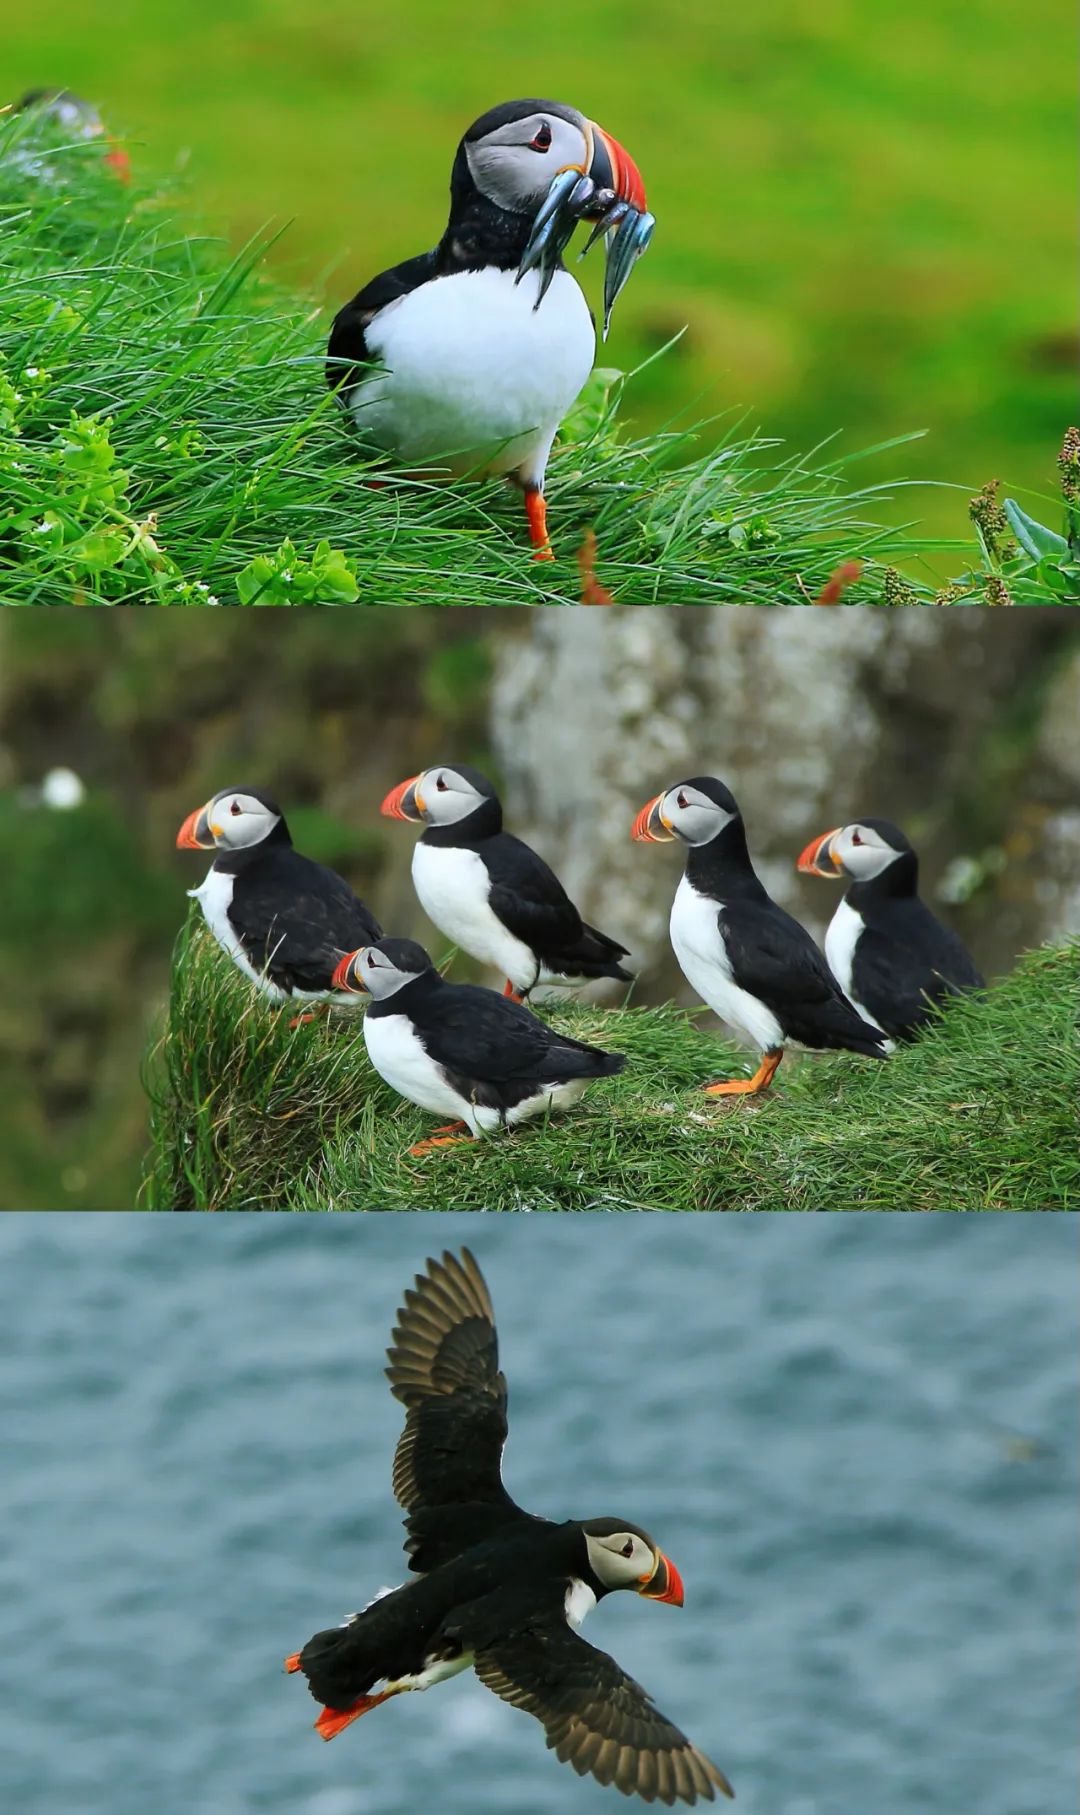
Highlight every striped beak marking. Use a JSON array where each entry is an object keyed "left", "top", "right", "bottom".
[
  {"left": 630, "top": 794, "right": 676, "bottom": 843},
  {"left": 638, "top": 1550, "right": 684, "bottom": 1606},
  {"left": 331, "top": 949, "right": 368, "bottom": 994},
  {"left": 380, "top": 775, "right": 424, "bottom": 821},
  {"left": 175, "top": 801, "right": 216, "bottom": 849},
  {"left": 796, "top": 828, "right": 843, "bottom": 877},
  {"left": 518, "top": 118, "right": 654, "bottom": 337}
]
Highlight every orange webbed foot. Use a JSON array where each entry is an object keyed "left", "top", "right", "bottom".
[
  {"left": 407, "top": 1134, "right": 475, "bottom": 1158},
  {"left": 703, "top": 1051, "right": 784, "bottom": 1098}
]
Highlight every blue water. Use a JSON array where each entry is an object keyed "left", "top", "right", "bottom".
[{"left": 1, "top": 1215, "right": 1075, "bottom": 1815}]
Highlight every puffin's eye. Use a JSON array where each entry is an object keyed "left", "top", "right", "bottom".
[
  {"left": 851, "top": 830, "right": 863, "bottom": 846},
  {"left": 230, "top": 801, "right": 242, "bottom": 815},
  {"left": 676, "top": 792, "right": 688, "bottom": 810},
  {"left": 621, "top": 1539, "right": 635, "bottom": 1558},
  {"left": 435, "top": 776, "right": 448, "bottom": 792},
  {"left": 529, "top": 122, "right": 552, "bottom": 152}
]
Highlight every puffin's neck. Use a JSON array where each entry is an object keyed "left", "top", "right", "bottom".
[
  {"left": 366, "top": 968, "right": 445, "bottom": 1019},
  {"left": 440, "top": 149, "right": 545, "bottom": 272},
  {"left": 420, "top": 798, "right": 503, "bottom": 846},
  {"left": 846, "top": 850, "right": 919, "bottom": 908},
  {"left": 212, "top": 822, "right": 292, "bottom": 875},
  {"left": 684, "top": 818, "right": 768, "bottom": 902}
]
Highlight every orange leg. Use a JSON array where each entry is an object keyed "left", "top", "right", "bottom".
[
  {"left": 577, "top": 528, "right": 616, "bottom": 604},
  {"left": 704, "top": 1050, "right": 784, "bottom": 1098},
  {"left": 289, "top": 1004, "right": 329, "bottom": 1029},
  {"left": 524, "top": 487, "right": 554, "bottom": 562},
  {"left": 408, "top": 1133, "right": 475, "bottom": 1158},
  {"left": 502, "top": 979, "right": 526, "bottom": 1003},
  {"left": 315, "top": 1687, "right": 401, "bottom": 1741}
]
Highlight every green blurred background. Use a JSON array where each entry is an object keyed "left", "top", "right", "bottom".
[{"left": 6, "top": 0, "right": 1075, "bottom": 536}]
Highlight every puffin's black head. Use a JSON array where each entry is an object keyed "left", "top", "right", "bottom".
[
  {"left": 331, "top": 937, "right": 435, "bottom": 999},
  {"left": 631, "top": 777, "right": 741, "bottom": 848},
  {"left": 577, "top": 1517, "right": 684, "bottom": 1605},
  {"left": 175, "top": 786, "right": 289, "bottom": 854},
  {"left": 380, "top": 765, "right": 501, "bottom": 832},
  {"left": 453, "top": 98, "right": 646, "bottom": 224},
  {"left": 797, "top": 818, "right": 916, "bottom": 884}
]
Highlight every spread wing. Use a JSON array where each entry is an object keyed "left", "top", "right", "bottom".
[
  {"left": 474, "top": 1617, "right": 734, "bottom": 1806},
  {"left": 385, "top": 1250, "right": 526, "bottom": 1567}
]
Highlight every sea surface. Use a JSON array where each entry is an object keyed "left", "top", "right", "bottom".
[{"left": 0, "top": 1214, "right": 1076, "bottom": 1815}]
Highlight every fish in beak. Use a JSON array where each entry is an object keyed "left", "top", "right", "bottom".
[
  {"left": 517, "top": 119, "right": 654, "bottom": 336},
  {"left": 175, "top": 802, "right": 216, "bottom": 850},
  {"left": 638, "top": 1550, "right": 684, "bottom": 1606},
  {"left": 379, "top": 775, "right": 424, "bottom": 822},
  {"left": 796, "top": 828, "right": 843, "bottom": 878},
  {"left": 331, "top": 949, "right": 368, "bottom": 993},
  {"left": 630, "top": 794, "right": 676, "bottom": 843}
]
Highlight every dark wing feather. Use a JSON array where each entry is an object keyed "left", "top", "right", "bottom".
[
  {"left": 851, "top": 912, "right": 984, "bottom": 1042},
  {"left": 385, "top": 1251, "right": 523, "bottom": 1568},
  {"left": 229, "top": 853, "right": 381, "bottom": 993},
  {"left": 484, "top": 834, "right": 631, "bottom": 974},
  {"left": 721, "top": 899, "right": 886, "bottom": 1056},
  {"left": 419, "top": 984, "right": 624, "bottom": 1096},
  {"left": 327, "top": 250, "right": 438, "bottom": 395},
  {"left": 473, "top": 1617, "right": 733, "bottom": 1806}
]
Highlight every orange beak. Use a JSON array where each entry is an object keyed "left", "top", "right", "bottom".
[
  {"left": 638, "top": 1551, "right": 684, "bottom": 1606},
  {"left": 590, "top": 122, "right": 647, "bottom": 212},
  {"left": 331, "top": 950, "right": 366, "bottom": 993},
  {"left": 631, "top": 794, "right": 674, "bottom": 843},
  {"left": 796, "top": 828, "right": 842, "bottom": 878},
  {"left": 176, "top": 803, "right": 215, "bottom": 850},
  {"left": 380, "top": 775, "right": 423, "bottom": 821}
]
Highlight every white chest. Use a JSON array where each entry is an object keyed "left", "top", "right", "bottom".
[
  {"left": 824, "top": 898, "right": 889, "bottom": 1039},
  {"left": 564, "top": 1578, "right": 597, "bottom": 1630},
  {"left": 363, "top": 1008, "right": 476, "bottom": 1127},
  {"left": 411, "top": 843, "right": 537, "bottom": 989},
  {"left": 669, "top": 875, "right": 784, "bottom": 1054},
  {"left": 190, "top": 869, "right": 283, "bottom": 1002},
  {"left": 349, "top": 266, "right": 595, "bottom": 480}
]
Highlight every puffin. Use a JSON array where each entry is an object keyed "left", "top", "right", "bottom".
[
  {"left": 381, "top": 764, "right": 632, "bottom": 1001},
  {"left": 11, "top": 89, "right": 129, "bottom": 181},
  {"left": 175, "top": 786, "right": 381, "bottom": 1016},
  {"left": 327, "top": 98, "right": 653, "bottom": 559},
  {"left": 796, "top": 818, "right": 984, "bottom": 1043},
  {"left": 632, "top": 777, "right": 888, "bottom": 1095},
  {"left": 331, "top": 937, "right": 625, "bottom": 1155},
  {"left": 286, "top": 1248, "right": 733, "bottom": 1805}
]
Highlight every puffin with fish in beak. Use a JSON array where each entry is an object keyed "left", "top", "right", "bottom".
[
  {"left": 327, "top": 98, "right": 654, "bottom": 559},
  {"left": 286, "top": 1248, "right": 733, "bottom": 1804}
]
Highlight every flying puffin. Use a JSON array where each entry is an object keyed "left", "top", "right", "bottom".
[
  {"left": 632, "top": 777, "right": 888, "bottom": 1095},
  {"left": 331, "top": 938, "right": 625, "bottom": 1154},
  {"left": 381, "top": 764, "right": 632, "bottom": 1001},
  {"left": 286, "top": 1248, "right": 733, "bottom": 1805},
  {"left": 327, "top": 98, "right": 653, "bottom": 559},
  {"left": 175, "top": 786, "right": 381, "bottom": 1016},
  {"left": 796, "top": 818, "right": 984, "bottom": 1043}
]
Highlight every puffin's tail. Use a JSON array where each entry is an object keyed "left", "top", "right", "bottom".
[
  {"left": 559, "top": 921, "right": 633, "bottom": 982},
  {"left": 541, "top": 1039, "right": 627, "bottom": 1081}
]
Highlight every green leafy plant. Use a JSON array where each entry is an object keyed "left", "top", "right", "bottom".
[{"left": 236, "top": 537, "right": 360, "bottom": 604}]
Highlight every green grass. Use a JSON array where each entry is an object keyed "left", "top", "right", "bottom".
[
  {"left": 3, "top": 111, "right": 1075, "bottom": 605},
  {"left": 4, "top": 0, "right": 1075, "bottom": 539},
  {"left": 143, "top": 920, "right": 1079, "bottom": 1211}
]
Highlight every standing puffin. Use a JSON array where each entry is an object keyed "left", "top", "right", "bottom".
[
  {"left": 332, "top": 938, "right": 624, "bottom": 1155},
  {"left": 176, "top": 786, "right": 381, "bottom": 1015},
  {"left": 632, "top": 777, "right": 887, "bottom": 1095},
  {"left": 381, "top": 764, "right": 632, "bottom": 1001},
  {"left": 286, "top": 1248, "right": 733, "bottom": 1805},
  {"left": 327, "top": 99, "right": 653, "bottom": 559},
  {"left": 796, "top": 818, "right": 984, "bottom": 1043}
]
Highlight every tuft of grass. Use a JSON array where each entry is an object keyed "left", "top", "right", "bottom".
[
  {"left": 143, "top": 919, "right": 1078, "bottom": 1211},
  {"left": 3, "top": 114, "right": 1071, "bottom": 606}
]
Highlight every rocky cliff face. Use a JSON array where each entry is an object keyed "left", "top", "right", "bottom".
[{"left": 492, "top": 608, "right": 1079, "bottom": 995}]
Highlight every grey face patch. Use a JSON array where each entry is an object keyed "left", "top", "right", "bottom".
[
  {"left": 662, "top": 784, "right": 736, "bottom": 848},
  {"left": 465, "top": 112, "right": 590, "bottom": 216},
  {"left": 208, "top": 790, "right": 281, "bottom": 850},
  {"left": 417, "top": 767, "right": 489, "bottom": 827},
  {"left": 831, "top": 824, "right": 901, "bottom": 881}
]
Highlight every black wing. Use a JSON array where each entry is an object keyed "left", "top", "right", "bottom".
[
  {"left": 473, "top": 1615, "right": 733, "bottom": 1806},
  {"left": 385, "top": 1250, "right": 527, "bottom": 1568},
  {"left": 484, "top": 834, "right": 631, "bottom": 977},
  {"left": 721, "top": 898, "right": 886, "bottom": 1056},
  {"left": 229, "top": 851, "right": 381, "bottom": 994},
  {"left": 420, "top": 983, "right": 624, "bottom": 1099},
  {"left": 851, "top": 909, "right": 984, "bottom": 1042},
  {"left": 326, "top": 250, "right": 438, "bottom": 395}
]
